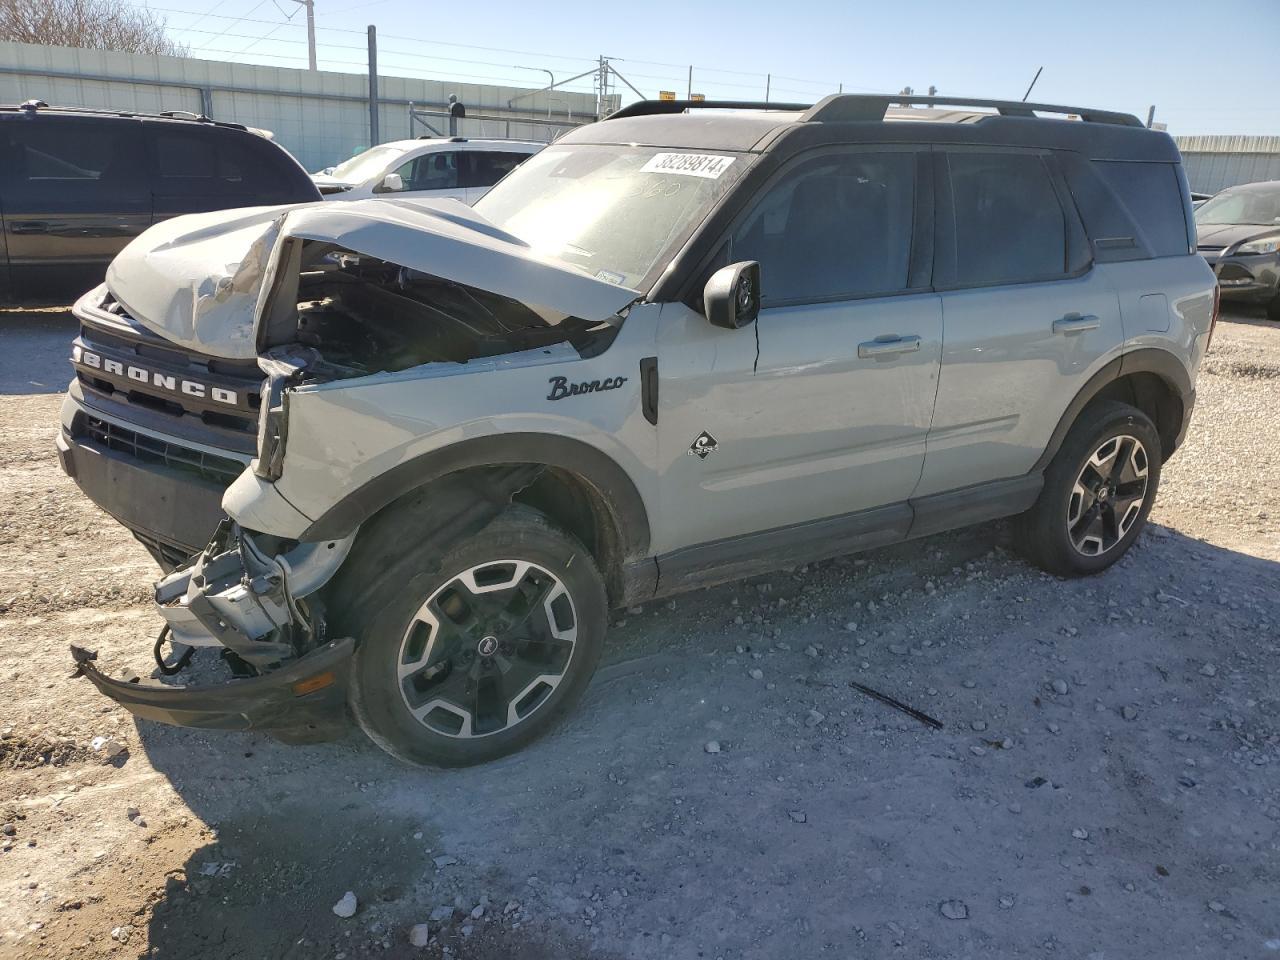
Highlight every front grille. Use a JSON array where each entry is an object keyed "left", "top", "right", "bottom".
[{"left": 83, "top": 417, "right": 246, "bottom": 487}]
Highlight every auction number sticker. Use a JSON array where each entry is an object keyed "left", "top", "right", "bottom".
[{"left": 640, "top": 153, "right": 736, "bottom": 179}]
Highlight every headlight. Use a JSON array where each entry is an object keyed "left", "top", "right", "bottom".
[
  {"left": 1235, "top": 235, "right": 1280, "bottom": 255},
  {"left": 253, "top": 374, "right": 289, "bottom": 481}
]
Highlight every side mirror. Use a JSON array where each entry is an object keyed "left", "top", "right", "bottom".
[
  {"left": 703, "top": 261, "right": 760, "bottom": 330},
  {"left": 377, "top": 172, "right": 404, "bottom": 193}
]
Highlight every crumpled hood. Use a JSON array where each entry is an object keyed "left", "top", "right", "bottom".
[{"left": 106, "top": 198, "right": 641, "bottom": 361}]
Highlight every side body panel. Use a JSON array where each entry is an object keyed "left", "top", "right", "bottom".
[
  {"left": 256, "top": 302, "right": 663, "bottom": 535},
  {"left": 918, "top": 270, "right": 1124, "bottom": 496},
  {"left": 1110, "top": 255, "right": 1217, "bottom": 382},
  {"left": 651, "top": 296, "right": 941, "bottom": 555}
]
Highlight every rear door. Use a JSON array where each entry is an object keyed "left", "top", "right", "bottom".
[
  {"left": 655, "top": 146, "right": 942, "bottom": 552},
  {"left": 917, "top": 148, "right": 1123, "bottom": 497},
  {"left": 1, "top": 115, "right": 150, "bottom": 302},
  {"left": 463, "top": 150, "right": 532, "bottom": 203}
]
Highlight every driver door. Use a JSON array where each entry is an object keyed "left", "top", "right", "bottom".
[{"left": 653, "top": 147, "right": 941, "bottom": 564}]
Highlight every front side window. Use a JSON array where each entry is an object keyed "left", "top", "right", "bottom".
[
  {"left": 408, "top": 151, "right": 459, "bottom": 191},
  {"left": 948, "top": 153, "right": 1067, "bottom": 284},
  {"left": 475, "top": 144, "right": 746, "bottom": 289},
  {"left": 729, "top": 151, "right": 916, "bottom": 304}
]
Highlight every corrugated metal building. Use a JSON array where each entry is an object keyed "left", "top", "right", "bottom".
[
  {"left": 1175, "top": 135, "right": 1280, "bottom": 195},
  {"left": 0, "top": 41, "right": 604, "bottom": 172}
]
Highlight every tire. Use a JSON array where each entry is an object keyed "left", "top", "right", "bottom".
[
  {"left": 344, "top": 505, "right": 607, "bottom": 767},
  {"left": 1014, "top": 400, "right": 1162, "bottom": 577}
]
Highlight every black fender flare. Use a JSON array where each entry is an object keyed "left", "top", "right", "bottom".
[
  {"left": 298, "top": 433, "right": 652, "bottom": 560},
  {"left": 1032, "top": 348, "right": 1193, "bottom": 473}
]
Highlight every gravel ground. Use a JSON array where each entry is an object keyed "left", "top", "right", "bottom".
[{"left": 0, "top": 307, "right": 1277, "bottom": 960}]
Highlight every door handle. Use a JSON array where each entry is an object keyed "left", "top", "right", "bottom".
[
  {"left": 857, "top": 335, "right": 921, "bottom": 359},
  {"left": 10, "top": 221, "right": 49, "bottom": 235},
  {"left": 1053, "top": 313, "right": 1101, "bottom": 335}
]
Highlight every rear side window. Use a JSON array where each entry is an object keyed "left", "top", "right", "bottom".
[
  {"left": 948, "top": 153, "right": 1066, "bottom": 285},
  {"left": 730, "top": 151, "right": 916, "bottom": 304},
  {"left": 1092, "top": 161, "right": 1189, "bottom": 257},
  {"left": 153, "top": 128, "right": 303, "bottom": 201},
  {"left": 4, "top": 119, "right": 146, "bottom": 197},
  {"left": 465, "top": 151, "right": 528, "bottom": 188}
]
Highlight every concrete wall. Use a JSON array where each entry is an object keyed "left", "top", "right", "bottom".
[
  {"left": 0, "top": 40, "right": 603, "bottom": 172},
  {"left": 1175, "top": 135, "right": 1280, "bottom": 195}
]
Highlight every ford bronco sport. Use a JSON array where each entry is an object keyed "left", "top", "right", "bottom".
[{"left": 59, "top": 95, "right": 1218, "bottom": 766}]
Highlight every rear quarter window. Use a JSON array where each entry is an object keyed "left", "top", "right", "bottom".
[{"left": 1091, "top": 161, "right": 1189, "bottom": 258}]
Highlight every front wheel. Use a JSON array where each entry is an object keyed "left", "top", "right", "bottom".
[
  {"left": 347, "top": 507, "right": 607, "bottom": 767},
  {"left": 1014, "top": 400, "right": 1162, "bottom": 577}
]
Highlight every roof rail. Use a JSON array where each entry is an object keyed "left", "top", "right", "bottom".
[
  {"left": 4, "top": 101, "right": 248, "bottom": 130},
  {"left": 607, "top": 99, "right": 811, "bottom": 121},
  {"left": 801, "top": 94, "right": 1143, "bottom": 127}
]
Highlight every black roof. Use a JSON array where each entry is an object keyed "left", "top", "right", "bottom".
[{"left": 559, "top": 93, "right": 1179, "bottom": 163}]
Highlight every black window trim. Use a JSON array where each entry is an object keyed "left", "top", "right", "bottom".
[
  {"left": 932, "top": 144, "right": 1093, "bottom": 293},
  {"left": 708, "top": 143, "right": 935, "bottom": 311}
]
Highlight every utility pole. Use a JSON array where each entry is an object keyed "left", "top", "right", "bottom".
[
  {"left": 687, "top": 65, "right": 692, "bottom": 99},
  {"left": 367, "top": 25, "right": 378, "bottom": 145},
  {"left": 765, "top": 74, "right": 770, "bottom": 102},
  {"left": 285, "top": 0, "right": 317, "bottom": 70},
  {"left": 596, "top": 56, "right": 609, "bottom": 119},
  {"left": 1146, "top": 105, "right": 1156, "bottom": 128}
]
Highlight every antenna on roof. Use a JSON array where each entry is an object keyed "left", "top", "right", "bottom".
[{"left": 1021, "top": 66, "right": 1043, "bottom": 102}]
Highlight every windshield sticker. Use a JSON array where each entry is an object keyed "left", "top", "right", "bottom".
[
  {"left": 640, "top": 153, "right": 736, "bottom": 180},
  {"left": 595, "top": 269, "right": 627, "bottom": 285}
]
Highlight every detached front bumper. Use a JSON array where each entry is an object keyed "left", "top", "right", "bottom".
[
  {"left": 69, "top": 521, "right": 358, "bottom": 742},
  {"left": 70, "top": 639, "right": 354, "bottom": 741}
]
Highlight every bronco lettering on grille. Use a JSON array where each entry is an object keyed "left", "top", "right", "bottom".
[{"left": 72, "top": 345, "right": 239, "bottom": 406}]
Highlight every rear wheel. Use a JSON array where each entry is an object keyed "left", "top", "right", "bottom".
[
  {"left": 1014, "top": 401, "right": 1161, "bottom": 577},
  {"left": 1266, "top": 293, "right": 1280, "bottom": 322},
  {"left": 347, "top": 507, "right": 606, "bottom": 767}
]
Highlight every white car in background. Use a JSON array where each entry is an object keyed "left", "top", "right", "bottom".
[{"left": 312, "top": 138, "right": 542, "bottom": 204}]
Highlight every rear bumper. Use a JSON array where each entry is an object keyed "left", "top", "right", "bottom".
[{"left": 70, "top": 638, "right": 354, "bottom": 741}]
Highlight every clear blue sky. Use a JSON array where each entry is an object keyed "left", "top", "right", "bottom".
[{"left": 147, "top": 0, "right": 1279, "bottom": 135}]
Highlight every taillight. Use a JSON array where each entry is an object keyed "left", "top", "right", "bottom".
[{"left": 1207, "top": 283, "right": 1221, "bottom": 350}]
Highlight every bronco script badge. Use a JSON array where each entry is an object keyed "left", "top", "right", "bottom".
[{"left": 546, "top": 375, "right": 627, "bottom": 401}]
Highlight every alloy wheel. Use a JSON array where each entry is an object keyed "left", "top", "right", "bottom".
[
  {"left": 1066, "top": 434, "right": 1149, "bottom": 557},
  {"left": 396, "top": 560, "right": 578, "bottom": 739}
]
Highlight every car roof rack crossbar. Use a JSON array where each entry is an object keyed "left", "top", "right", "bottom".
[
  {"left": 607, "top": 99, "right": 812, "bottom": 120},
  {"left": 801, "top": 94, "right": 1144, "bottom": 127}
]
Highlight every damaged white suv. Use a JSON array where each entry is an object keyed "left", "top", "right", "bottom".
[{"left": 60, "top": 95, "right": 1217, "bottom": 766}]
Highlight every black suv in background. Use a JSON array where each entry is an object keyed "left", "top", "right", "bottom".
[{"left": 0, "top": 102, "right": 321, "bottom": 304}]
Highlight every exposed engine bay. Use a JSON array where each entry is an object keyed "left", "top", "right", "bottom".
[{"left": 267, "top": 244, "right": 619, "bottom": 381}]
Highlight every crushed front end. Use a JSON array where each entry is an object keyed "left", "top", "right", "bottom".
[{"left": 71, "top": 521, "right": 356, "bottom": 742}]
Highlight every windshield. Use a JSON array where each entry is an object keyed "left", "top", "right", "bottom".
[
  {"left": 473, "top": 144, "right": 746, "bottom": 289},
  {"left": 325, "top": 145, "right": 407, "bottom": 184},
  {"left": 1195, "top": 186, "right": 1280, "bottom": 226}
]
